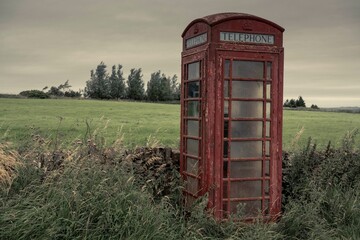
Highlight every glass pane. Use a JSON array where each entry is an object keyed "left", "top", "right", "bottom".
[
  {"left": 224, "top": 60, "right": 230, "bottom": 78},
  {"left": 230, "top": 141, "right": 262, "bottom": 158},
  {"left": 264, "top": 199, "right": 270, "bottom": 215},
  {"left": 187, "top": 139, "right": 199, "bottom": 156},
  {"left": 187, "top": 120, "right": 199, "bottom": 136},
  {"left": 265, "top": 141, "right": 270, "bottom": 157},
  {"left": 223, "top": 141, "right": 228, "bottom": 158},
  {"left": 231, "top": 121, "right": 262, "bottom": 138},
  {"left": 230, "top": 161, "right": 262, "bottom": 178},
  {"left": 265, "top": 160, "right": 270, "bottom": 176},
  {"left": 232, "top": 81, "right": 263, "bottom": 98},
  {"left": 266, "top": 121, "right": 271, "bottom": 137},
  {"left": 187, "top": 101, "right": 200, "bottom": 117},
  {"left": 224, "top": 80, "right": 229, "bottom": 98},
  {"left": 186, "top": 177, "right": 198, "bottom": 195},
  {"left": 264, "top": 180, "right": 270, "bottom": 195},
  {"left": 266, "top": 102, "right": 271, "bottom": 118},
  {"left": 224, "top": 101, "right": 229, "bottom": 117},
  {"left": 266, "top": 62, "right": 272, "bottom": 80},
  {"left": 188, "top": 62, "right": 200, "bottom": 80},
  {"left": 187, "top": 81, "right": 200, "bottom": 98},
  {"left": 232, "top": 101, "right": 263, "bottom": 118},
  {"left": 223, "top": 161, "right": 228, "bottom": 178},
  {"left": 223, "top": 181, "right": 228, "bottom": 198},
  {"left": 224, "top": 120, "right": 229, "bottom": 138},
  {"left": 186, "top": 157, "right": 198, "bottom": 175},
  {"left": 232, "top": 61, "right": 264, "bottom": 79},
  {"left": 266, "top": 83, "right": 271, "bottom": 100},
  {"left": 230, "top": 200, "right": 262, "bottom": 217},
  {"left": 230, "top": 181, "right": 262, "bottom": 198},
  {"left": 223, "top": 202, "right": 228, "bottom": 218}
]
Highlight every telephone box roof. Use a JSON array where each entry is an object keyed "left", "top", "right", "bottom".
[{"left": 181, "top": 12, "right": 285, "bottom": 37}]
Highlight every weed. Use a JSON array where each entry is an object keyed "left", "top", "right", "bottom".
[{"left": 0, "top": 143, "right": 22, "bottom": 195}]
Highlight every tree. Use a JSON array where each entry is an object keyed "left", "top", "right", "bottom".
[
  {"left": 147, "top": 71, "right": 180, "bottom": 101},
  {"left": 147, "top": 71, "right": 162, "bottom": 101},
  {"left": 44, "top": 80, "right": 81, "bottom": 98},
  {"left": 146, "top": 71, "right": 173, "bottom": 101},
  {"left": 289, "top": 99, "right": 296, "bottom": 108},
  {"left": 159, "top": 73, "right": 171, "bottom": 101},
  {"left": 170, "top": 75, "right": 180, "bottom": 100},
  {"left": 84, "top": 62, "right": 110, "bottom": 99},
  {"left": 46, "top": 80, "right": 71, "bottom": 97},
  {"left": 109, "top": 65, "right": 126, "bottom": 100},
  {"left": 58, "top": 80, "right": 71, "bottom": 93},
  {"left": 64, "top": 90, "right": 81, "bottom": 98},
  {"left": 127, "top": 68, "right": 145, "bottom": 100},
  {"left": 48, "top": 86, "right": 64, "bottom": 96},
  {"left": 283, "top": 99, "right": 290, "bottom": 107},
  {"left": 284, "top": 96, "right": 306, "bottom": 108},
  {"left": 311, "top": 104, "right": 319, "bottom": 109},
  {"left": 84, "top": 70, "right": 96, "bottom": 98},
  {"left": 295, "top": 96, "right": 306, "bottom": 107}
]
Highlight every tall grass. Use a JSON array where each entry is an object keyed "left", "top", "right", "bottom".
[
  {"left": 0, "top": 120, "right": 359, "bottom": 239},
  {"left": 1, "top": 161, "right": 186, "bottom": 239},
  {"left": 0, "top": 143, "right": 22, "bottom": 195},
  {"left": 280, "top": 129, "right": 360, "bottom": 239},
  {"left": 0, "top": 135, "right": 283, "bottom": 239}
]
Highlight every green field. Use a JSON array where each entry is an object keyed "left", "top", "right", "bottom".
[
  {"left": 1, "top": 98, "right": 359, "bottom": 150},
  {"left": 0, "top": 98, "right": 180, "bottom": 148}
]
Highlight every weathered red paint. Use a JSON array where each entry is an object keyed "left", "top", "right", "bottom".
[{"left": 180, "top": 13, "right": 284, "bottom": 221}]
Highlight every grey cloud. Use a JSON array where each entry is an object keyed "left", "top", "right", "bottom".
[{"left": 0, "top": 0, "right": 359, "bottom": 107}]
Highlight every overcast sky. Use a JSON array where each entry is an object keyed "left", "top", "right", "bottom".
[{"left": 0, "top": 0, "right": 359, "bottom": 107}]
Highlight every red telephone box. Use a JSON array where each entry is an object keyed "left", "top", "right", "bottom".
[{"left": 180, "top": 13, "right": 284, "bottom": 221}]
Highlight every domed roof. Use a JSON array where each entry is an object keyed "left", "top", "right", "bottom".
[{"left": 182, "top": 12, "right": 284, "bottom": 37}]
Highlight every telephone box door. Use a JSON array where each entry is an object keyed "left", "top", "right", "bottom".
[{"left": 217, "top": 51, "right": 282, "bottom": 219}]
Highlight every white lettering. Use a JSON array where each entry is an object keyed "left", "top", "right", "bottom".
[
  {"left": 186, "top": 33, "right": 208, "bottom": 48},
  {"left": 220, "top": 32, "right": 274, "bottom": 45}
]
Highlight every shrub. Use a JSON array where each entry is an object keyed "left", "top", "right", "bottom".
[
  {"left": 280, "top": 129, "right": 360, "bottom": 239},
  {"left": 19, "top": 90, "right": 50, "bottom": 99}
]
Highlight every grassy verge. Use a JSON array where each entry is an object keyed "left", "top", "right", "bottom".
[{"left": 1, "top": 126, "right": 359, "bottom": 239}]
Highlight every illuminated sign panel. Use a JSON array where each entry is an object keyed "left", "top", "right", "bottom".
[{"left": 220, "top": 32, "right": 274, "bottom": 45}]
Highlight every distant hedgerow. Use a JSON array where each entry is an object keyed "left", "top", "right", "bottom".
[{"left": 19, "top": 90, "right": 50, "bottom": 99}]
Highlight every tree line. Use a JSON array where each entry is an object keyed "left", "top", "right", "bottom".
[
  {"left": 283, "top": 96, "right": 306, "bottom": 108},
  {"left": 19, "top": 62, "right": 180, "bottom": 101},
  {"left": 84, "top": 62, "right": 180, "bottom": 101},
  {"left": 20, "top": 80, "right": 82, "bottom": 99},
  {"left": 283, "top": 96, "right": 319, "bottom": 109}
]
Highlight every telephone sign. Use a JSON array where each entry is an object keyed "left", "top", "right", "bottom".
[
  {"left": 220, "top": 32, "right": 274, "bottom": 44},
  {"left": 186, "top": 33, "right": 208, "bottom": 48},
  {"left": 180, "top": 13, "right": 285, "bottom": 221}
]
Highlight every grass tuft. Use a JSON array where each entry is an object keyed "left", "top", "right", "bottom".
[{"left": 0, "top": 143, "right": 22, "bottom": 195}]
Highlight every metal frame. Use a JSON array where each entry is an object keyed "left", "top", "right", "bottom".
[{"left": 218, "top": 53, "right": 277, "bottom": 220}]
